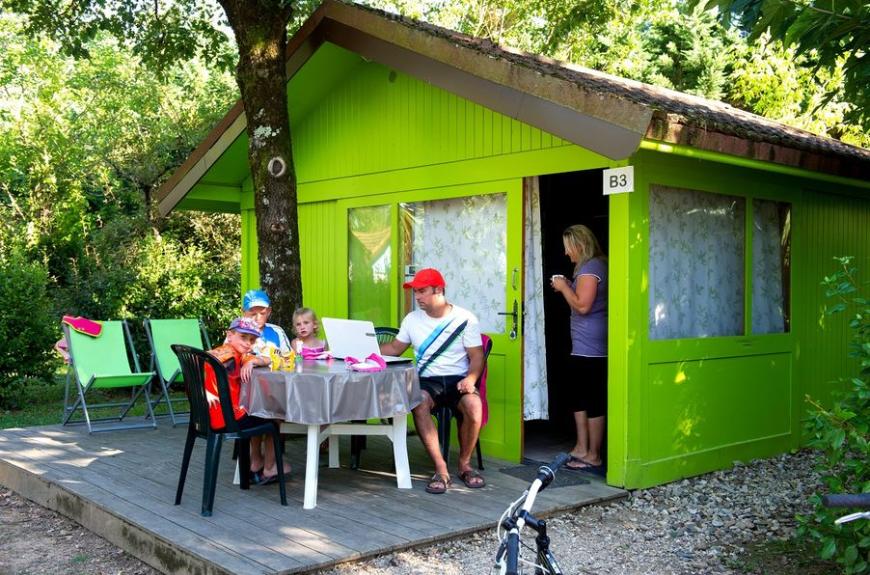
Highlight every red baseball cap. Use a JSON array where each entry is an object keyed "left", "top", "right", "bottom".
[{"left": 403, "top": 268, "right": 446, "bottom": 289}]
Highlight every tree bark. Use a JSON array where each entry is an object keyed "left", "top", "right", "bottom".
[{"left": 219, "top": 0, "right": 302, "bottom": 326}]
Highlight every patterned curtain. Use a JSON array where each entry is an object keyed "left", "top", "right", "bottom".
[
  {"left": 401, "top": 194, "right": 507, "bottom": 332},
  {"left": 649, "top": 185, "right": 745, "bottom": 340},
  {"left": 523, "top": 178, "right": 549, "bottom": 420}
]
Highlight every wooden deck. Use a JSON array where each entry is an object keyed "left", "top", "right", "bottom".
[{"left": 0, "top": 421, "right": 626, "bottom": 575}]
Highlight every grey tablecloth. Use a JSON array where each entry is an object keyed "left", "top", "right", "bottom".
[{"left": 241, "top": 360, "right": 422, "bottom": 425}]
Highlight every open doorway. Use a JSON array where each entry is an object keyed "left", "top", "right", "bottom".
[{"left": 523, "top": 169, "right": 609, "bottom": 465}]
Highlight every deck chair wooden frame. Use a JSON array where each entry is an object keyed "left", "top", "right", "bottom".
[
  {"left": 63, "top": 320, "right": 156, "bottom": 434},
  {"left": 143, "top": 318, "right": 211, "bottom": 426}
]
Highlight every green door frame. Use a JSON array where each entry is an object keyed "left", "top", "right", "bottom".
[{"left": 335, "top": 178, "right": 525, "bottom": 462}]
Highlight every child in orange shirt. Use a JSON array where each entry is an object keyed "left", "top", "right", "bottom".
[{"left": 206, "top": 317, "right": 282, "bottom": 484}]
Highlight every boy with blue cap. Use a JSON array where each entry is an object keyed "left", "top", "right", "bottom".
[
  {"left": 243, "top": 289, "right": 292, "bottom": 355},
  {"left": 241, "top": 289, "right": 293, "bottom": 482}
]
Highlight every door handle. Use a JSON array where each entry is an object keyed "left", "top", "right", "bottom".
[{"left": 497, "top": 300, "right": 518, "bottom": 340}]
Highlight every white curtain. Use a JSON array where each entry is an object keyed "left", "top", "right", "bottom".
[
  {"left": 522, "top": 177, "right": 549, "bottom": 420},
  {"left": 649, "top": 185, "right": 745, "bottom": 340},
  {"left": 752, "top": 199, "right": 790, "bottom": 334},
  {"left": 403, "top": 194, "right": 507, "bottom": 332}
]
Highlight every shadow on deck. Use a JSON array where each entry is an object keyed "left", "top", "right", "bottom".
[{"left": 0, "top": 421, "right": 626, "bottom": 574}]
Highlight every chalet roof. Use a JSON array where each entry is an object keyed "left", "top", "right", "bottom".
[{"left": 157, "top": 0, "right": 869, "bottom": 215}]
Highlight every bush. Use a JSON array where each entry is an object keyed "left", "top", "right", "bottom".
[
  {"left": 122, "top": 229, "right": 240, "bottom": 350},
  {"left": 0, "top": 247, "right": 59, "bottom": 408},
  {"left": 798, "top": 257, "right": 870, "bottom": 574}
]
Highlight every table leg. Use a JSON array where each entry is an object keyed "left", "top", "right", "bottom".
[
  {"left": 303, "top": 424, "right": 320, "bottom": 510},
  {"left": 391, "top": 414, "right": 412, "bottom": 489},
  {"left": 328, "top": 434, "right": 340, "bottom": 468},
  {"left": 233, "top": 461, "right": 240, "bottom": 485}
]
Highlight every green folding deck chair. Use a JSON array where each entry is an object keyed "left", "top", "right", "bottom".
[
  {"left": 143, "top": 318, "right": 211, "bottom": 426},
  {"left": 63, "top": 320, "right": 156, "bottom": 433}
]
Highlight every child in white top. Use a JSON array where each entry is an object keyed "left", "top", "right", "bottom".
[{"left": 290, "top": 307, "right": 326, "bottom": 357}]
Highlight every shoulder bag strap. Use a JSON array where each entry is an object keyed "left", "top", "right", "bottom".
[{"left": 416, "top": 320, "right": 468, "bottom": 376}]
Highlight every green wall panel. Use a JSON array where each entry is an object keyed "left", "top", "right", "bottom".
[
  {"left": 644, "top": 353, "right": 791, "bottom": 461},
  {"left": 793, "top": 189, "right": 870, "bottom": 412},
  {"left": 297, "top": 201, "right": 341, "bottom": 322}
]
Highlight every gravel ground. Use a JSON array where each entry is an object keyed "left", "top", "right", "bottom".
[
  {"left": 0, "top": 486, "right": 158, "bottom": 575},
  {"left": 315, "top": 450, "right": 825, "bottom": 575},
  {"left": 0, "top": 450, "right": 826, "bottom": 575}
]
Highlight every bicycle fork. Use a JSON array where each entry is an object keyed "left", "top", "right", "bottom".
[
  {"left": 496, "top": 512, "right": 564, "bottom": 575},
  {"left": 525, "top": 514, "right": 563, "bottom": 575}
]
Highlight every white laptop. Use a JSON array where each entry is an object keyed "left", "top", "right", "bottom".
[{"left": 321, "top": 318, "right": 412, "bottom": 364}]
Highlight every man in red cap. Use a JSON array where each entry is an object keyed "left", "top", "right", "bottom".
[{"left": 380, "top": 268, "right": 485, "bottom": 493}]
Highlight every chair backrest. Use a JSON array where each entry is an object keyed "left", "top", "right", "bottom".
[
  {"left": 479, "top": 334, "right": 493, "bottom": 426},
  {"left": 145, "top": 319, "right": 209, "bottom": 382},
  {"left": 66, "top": 320, "right": 139, "bottom": 384},
  {"left": 171, "top": 344, "right": 239, "bottom": 434},
  {"left": 374, "top": 326, "right": 399, "bottom": 345}
]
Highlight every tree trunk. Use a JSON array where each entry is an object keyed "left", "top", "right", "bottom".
[{"left": 219, "top": 0, "right": 302, "bottom": 326}]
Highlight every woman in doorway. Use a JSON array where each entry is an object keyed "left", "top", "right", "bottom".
[{"left": 550, "top": 224, "right": 607, "bottom": 472}]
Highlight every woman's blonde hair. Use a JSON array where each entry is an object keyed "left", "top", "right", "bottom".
[
  {"left": 292, "top": 307, "right": 319, "bottom": 334},
  {"left": 562, "top": 224, "right": 605, "bottom": 272}
]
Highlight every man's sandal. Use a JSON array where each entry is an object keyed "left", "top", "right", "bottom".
[
  {"left": 425, "top": 473, "right": 451, "bottom": 494},
  {"left": 458, "top": 469, "right": 486, "bottom": 489}
]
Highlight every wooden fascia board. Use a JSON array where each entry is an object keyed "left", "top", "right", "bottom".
[{"left": 646, "top": 113, "right": 870, "bottom": 180}]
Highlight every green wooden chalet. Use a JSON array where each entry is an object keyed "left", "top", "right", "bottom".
[{"left": 157, "top": 0, "right": 870, "bottom": 489}]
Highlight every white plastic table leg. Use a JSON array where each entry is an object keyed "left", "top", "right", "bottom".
[
  {"left": 303, "top": 424, "right": 320, "bottom": 509},
  {"left": 391, "top": 414, "right": 412, "bottom": 489},
  {"left": 328, "top": 434, "right": 340, "bottom": 468}
]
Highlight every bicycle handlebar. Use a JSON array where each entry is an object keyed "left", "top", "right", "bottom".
[{"left": 823, "top": 494, "right": 870, "bottom": 509}]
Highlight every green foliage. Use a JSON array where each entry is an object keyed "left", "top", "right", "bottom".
[
  {"left": 729, "top": 33, "right": 869, "bottom": 148},
  {"left": 798, "top": 257, "right": 870, "bottom": 574},
  {"left": 0, "top": 14, "right": 242, "bottom": 392},
  {"left": 123, "top": 227, "right": 241, "bottom": 345},
  {"left": 1, "top": 0, "right": 236, "bottom": 72},
  {"left": 699, "top": 0, "right": 870, "bottom": 133},
  {"left": 0, "top": 244, "right": 59, "bottom": 408}
]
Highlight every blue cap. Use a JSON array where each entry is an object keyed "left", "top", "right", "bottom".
[
  {"left": 228, "top": 317, "right": 262, "bottom": 337},
  {"left": 243, "top": 289, "right": 271, "bottom": 311}
]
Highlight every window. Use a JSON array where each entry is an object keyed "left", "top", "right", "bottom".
[
  {"left": 649, "top": 185, "right": 745, "bottom": 340},
  {"left": 348, "top": 205, "right": 391, "bottom": 325}
]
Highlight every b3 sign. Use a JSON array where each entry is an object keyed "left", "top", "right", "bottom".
[{"left": 602, "top": 166, "right": 634, "bottom": 195}]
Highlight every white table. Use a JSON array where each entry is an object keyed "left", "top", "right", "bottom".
[{"left": 237, "top": 360, "right": 421, "bottom": 509}]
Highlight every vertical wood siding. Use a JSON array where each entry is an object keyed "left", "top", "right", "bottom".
[
  {"left": 292, "top": 61, "right": 566, "bottom": 184},
  {"left": 794, "top": 190, "right": 870, "bottom": 411},
  {"left": 297, "top": 201, "right": 340, "bottom": 320}
]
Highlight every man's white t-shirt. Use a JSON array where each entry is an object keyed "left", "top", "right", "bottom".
[{"left": 396, "top": 305, "right": 482, "bottom": 377}]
